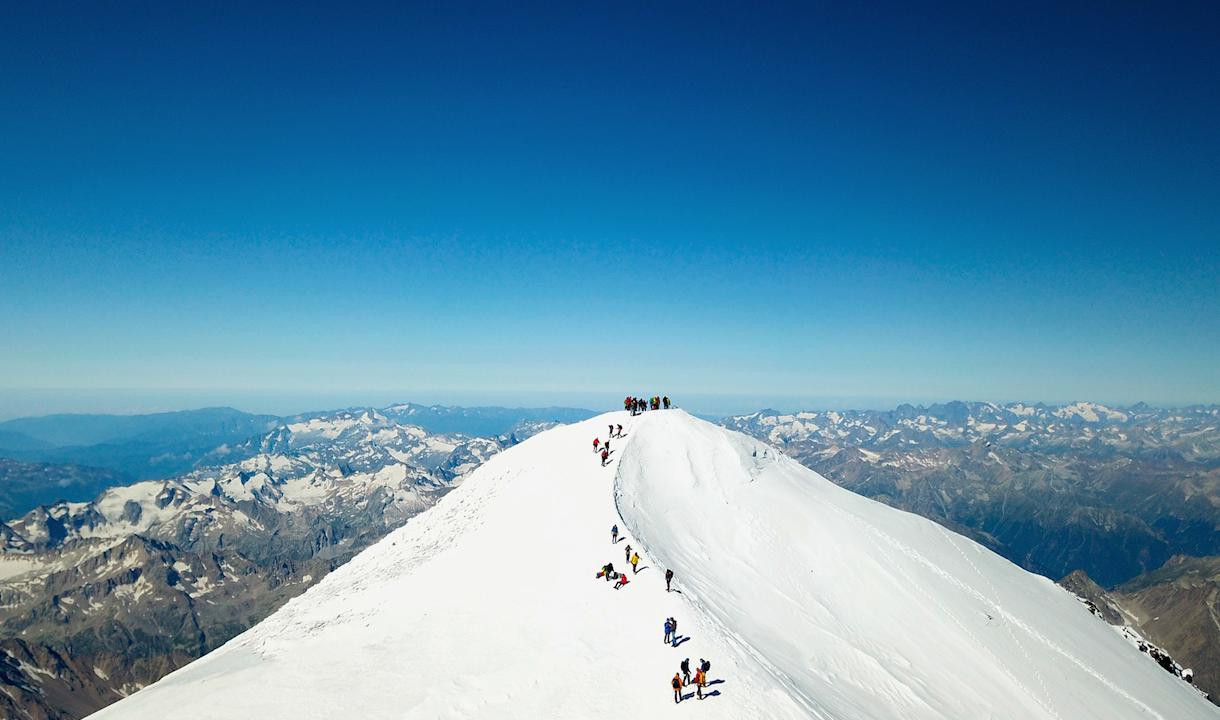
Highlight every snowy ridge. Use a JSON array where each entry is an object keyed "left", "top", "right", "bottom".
[{"left": 89, "top": 411, "right": 1215, "bottom": 719}]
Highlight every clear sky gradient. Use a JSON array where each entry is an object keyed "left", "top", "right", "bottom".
[{"left": 2, "top": 1, "right": 1218, "bottom": 417}]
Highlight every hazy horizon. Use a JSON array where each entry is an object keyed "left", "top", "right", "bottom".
[{"left": 0, "top": 387, "right": 1212, "bottom": 423}]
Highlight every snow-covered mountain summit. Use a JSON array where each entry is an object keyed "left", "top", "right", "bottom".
[{"left": 91, "top": 411, "right": 1214, "bottom": 719}]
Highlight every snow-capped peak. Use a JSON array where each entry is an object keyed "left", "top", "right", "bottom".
[
  {"left": 91, "top": 411, "right": 1211, "bottom": 719},
  {"left": 1053, "top": 401, "right": 1129, "bottom": 423}
]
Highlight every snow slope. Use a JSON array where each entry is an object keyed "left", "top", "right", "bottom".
[{"left": 90, "top": 411, "right": 1214, "bottom": 719}]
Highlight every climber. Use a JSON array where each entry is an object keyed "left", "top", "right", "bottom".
[
  {"left": 680, "top": 658, "right": 691, "bottom": 685},
  {"left": 664, "top": 618, "right": 673, "bottom": 645},
  {"left": 672, "top": 673, "right": 683, "bottom": 703},
  {"left": 694, "top": 666, "right": 706, "bottom": 699},
  {"left": 601, "top": 448, "right": 610, "bottom": 466},
  {"left": 611, "top": 525, "right": 619, "bottom": 544},
  {"left": 624, "top": 543, "right": 632, "bottom": 563},
  {"left": 631, "top": 552, "right": 641, "bottom": 573},
  {"left": 593, "top": 437, "right": 600, "bottom": 453},
  {"left": 665, "top": 568, "right": 674, "bottom": 592},
  {"left": 669, "top": 617, "right": 679, "bottom": 647},
  {"left": 614, "top": 573, "right": 630, "bottom": 589}
]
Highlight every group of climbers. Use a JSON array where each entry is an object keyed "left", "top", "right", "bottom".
[
  {"left": 594, "top": 435, "right": 612, "bottom": 466},
  {"left": 599, "top": 522, "right": 715, "bottom": 705},
  {"left": 625, "top": 395, "right": 672, "bottom": 415},
  {"left": 673, "top": 659, "right": 711, "bottom": 702},
  {"left": 597, "top": 400, "right": 672, "bottom": 467},
  {"left": 598, "top": 560, "right": 631, "bottom": 589},
  {"left": 599, "top": 525, "right": 642, "bottom": 589},
  {"left": 601, "top": 527, "right": 641, "bottom": 573},
  {"left": 588, "top": 412, "right": 719, "bottom": 705},
  {"left": 622, "top": 539, "right": 639, "bottom": 569},
  {"left": 593, "top": 425, "right": 623, "bottom": 467}
]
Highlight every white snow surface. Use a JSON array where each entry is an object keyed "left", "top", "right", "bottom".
[{"left": 90, "top": 411, "right": 1213, "bottom": 720}]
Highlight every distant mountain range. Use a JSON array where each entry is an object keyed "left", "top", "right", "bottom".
[
  {"left": 380, "top": 402, "right": 596, "bottom": 436},
  {"left": 0, "top": 404, "right": 596, "bottom": 516},
  {"left": 723, "top": 400, "right": 1220, "bottom": 462},
  {"left": 0, "top": 407, "right": 282, "bottom": 480}
]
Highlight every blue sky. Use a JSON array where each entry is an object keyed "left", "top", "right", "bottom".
[{"left": 2, "top": 1, "right": 1218, "bottom": 417}]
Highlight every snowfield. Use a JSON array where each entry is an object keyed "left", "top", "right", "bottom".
[{"left": 89, "top": 411, "right": 1215, "bottom": 719}]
